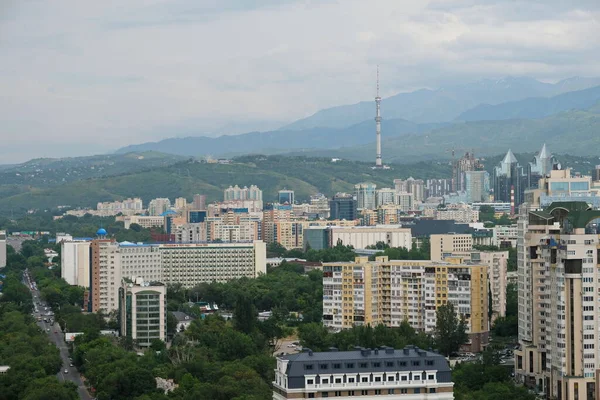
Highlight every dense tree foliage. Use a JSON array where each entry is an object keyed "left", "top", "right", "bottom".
[
  {"left": 298, "top": 322, "right": 434, "bottom": 352},
  {"left": 492, "top": 283, "right": 518, "bottom": 337},
  {"left": 374, "top": 239, "right": 431, "bottom": 260},
  {"left": 435, "top": 302, "right": 468, "bottom": 356}
]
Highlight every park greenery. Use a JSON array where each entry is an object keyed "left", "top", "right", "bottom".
[
  {"left": 478, "top": 205, "right": 516, "bottom": 227},
  {"left": 0, "top": 234, "right": 528, "bottom": 400}
]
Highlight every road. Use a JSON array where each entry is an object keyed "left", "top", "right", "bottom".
[{"left": 24, "top": 270, "right": 93, "bottom": 400}]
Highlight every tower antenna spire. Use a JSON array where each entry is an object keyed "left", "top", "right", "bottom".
[{"left": 374, "top": 65, "right": 382, "bottom": 168}]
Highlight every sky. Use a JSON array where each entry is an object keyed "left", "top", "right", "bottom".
[{"left": 1, "top": 0, "right": 600, "bottom": 163}]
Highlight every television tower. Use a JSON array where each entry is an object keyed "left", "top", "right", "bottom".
[{"left": 375, "top": 65, "right": 382, "bottom": 168}]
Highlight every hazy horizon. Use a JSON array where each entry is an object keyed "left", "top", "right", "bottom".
[{"left": 2, "top": 0, "right": 600, "bottom": 163}]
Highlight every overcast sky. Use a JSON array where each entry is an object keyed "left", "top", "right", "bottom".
[{"left": 1, "top": 0, "right": 600, "bottom": 163}]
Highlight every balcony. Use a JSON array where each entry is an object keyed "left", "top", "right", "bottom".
[{"left": 304, "top": 379, "right": 435, "bottom": 390}]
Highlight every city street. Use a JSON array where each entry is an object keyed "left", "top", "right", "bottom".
[{"left": 25, "top": 270, "right": 92, "bottom": 400}]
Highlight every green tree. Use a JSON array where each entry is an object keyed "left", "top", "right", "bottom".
[
  {"left": 435, "top": 302, "right": 468, "bottom": 356},
  {"left": 233, "top": 293, "right": 256, "bottom": 334}
]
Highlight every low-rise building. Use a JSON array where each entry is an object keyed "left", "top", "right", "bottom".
[
  {"left": 273, "top": 346, "right": 453, "bottom": 400},
  {"left": 171, "top": 311, "right": 195, "bottom": 332}
]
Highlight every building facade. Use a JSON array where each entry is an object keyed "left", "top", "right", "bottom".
[
  {"left": 329, "top": 226, "right": 412, "bottom": 250},
  {"left": 0, "top": 230, "right": 6, "bottom": 269},
  {"left": 61, "top": 240, "right": 91, "bottom": 287},
  {"left": 515, "top": 202, "right": 600, "bottom": 399},
  {"left": 160, "top": 241, "right": 266, "bottom": 288},
  {"left": 273, "top": 347, "right": 454, "bottom": 400},
  {"left": 323, "top": 256, "right": 489, "bottom": 352},
  {"left": 330, "top": 193, "right": 358, "bottom": 221},
  {"left": 119, "top": 278, "right": 166, "bottom": 347},
  {"left": 430, "top": 234, "right": 473, "bottom": 262},
  {"left": 355, "top": 183, "right": 377, "bottom": 211}
]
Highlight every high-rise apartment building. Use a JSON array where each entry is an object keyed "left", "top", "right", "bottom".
[
  {"left": 192, "top": 194, "right": 207, "bottom": 210},
  {"left": 278, "top": 189, "right": 295, "bottom": 205},
  {"left": 61, "top": 240, "right": 91, "bottom": 287},
  {"left": 426, "top": 178, "right": 452, "bottom": 198},
  {"left": 273, "top": 347, "right": 454, "bottom": 400},
  {"left": 478, "top": 251, "right": 508, "bottom": 320},
  {"left": 394, "top": 178, "right": 425, "bottom": 203},
  {"left": 224, "top": 185, "right": 263, "bottom": 202},
  {"left": 0, "top": 230, "right": 6, "bottom": 269},
  {"left": 323, "top": 256, "right": 489, "bottom": 352},
  {"left": 515, "top": 202, "right": 600, "bottom": 398},
  {"left": 174, "top": 197, "right": 187, "bottom": 211},
  {"left": 91, "top": 241, "right": 163, "bottom": 313},
  {"left": 119, "top": 277, "right": 166, "bottom": 347},
  {"left": 355, "top": 183, "right": 377, "bottom": 210},
  {"left": 452, "top": 152, "right": 481, "bottom": 192},
  {"left": 148, "top": 198, "right": 172, "bottom": 216},
  {"left": 329, "top": 193, "right": 358, "bottom": 221},
  {"left": 376, "top": 188, "right": 396, "bottom": 207},
  {"left": 262, "top": 206, "right": 293, "bottom": 244},
  {"left": 97, "top": 198, "right": 143, "bottom": 214},
  {"left": 160, "top": 241, "right": 266, "bottom": 288}
]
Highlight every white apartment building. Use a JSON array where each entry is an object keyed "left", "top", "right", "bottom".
[
  {"left": 493, "top": 224, "right": 518, "bottom": 247},
  {"left": 123, "top": 215, "right": 165, "bottom": 229},
  {"left": 273, "top": 347, "right": 454, "bottom": 400},
  {"left": 479, "top": 251, "right": 508, "bottom": 319},
  {"left": 160, "top": 241, "right": 266, "bottom": 288},
  {"left": 97, "top": 198, "right": 143, "bottom": 213},
  {"left": 329, "top": 226, "right": 412, "bottom": 249},
  {"left": 61, "top": 240, "right": 91, "bottom": 287},
  {"left": 148, "top": 198, "right": 172, "bottom": 216},
  {"left": 0, "top": 230, "right": 6, "bottom": 269},
  {"left": 91, "top": 241, "right": 162, "bottom": 313},
  {"left": 223, "top": 185, "right": 263, "bottom": 202},
  {"left": 174, "top": 223, "right": 207, "bottom": 243},
  {"left": 376, "top": 188, "right": 396, "bottom": 207},
  {"left": 435, "top": 204, "right": 480, "bottom": 223}
]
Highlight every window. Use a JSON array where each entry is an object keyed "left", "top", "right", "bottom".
[
  {"left": 335, "top": 378, "right": 342, "bottom": 383},
  {"left": 387, "top": 376, "right": 394, "bottom": 381},
  {"left": 333, "top": 363, "right": 341, "bottom": 369},
  {"left": 361, "top": 391, "right": 368, "bottom": 395},
  {"left": 401, "top": 376, "right": 408, "bottom": 381},
  {"left": 307, "top": 379, "right": 314, "bottom": 385},
  {"left": 361, "top": 377, "right": 369, "bottom": 383},
  {"left": 414, "top": 375, "right": 421, "bottom": 380},
  {"left": 348, "top": 391, "right": 355, "bottom": 396},
  {"left": 400, "top": 389, "right": 408, "bottom": 394},
  {"left": 335, "top": 391, "right": 341, "bottom": 397},
  {"left": 571, "top": 182, "right": 589, "bottom": 191},
  {"left": 346, "top": 363, "right": 354, "bottom": 369},
  {"left": 415, "top": 388, "right": 421, "bottom": 394},
  {"left": 386, "top": 362, "right": 394, "bottom": 367},
  {"left": 322, "top": 379, "right": 329, "bottom": 384},
  {"left": 429, "top": 388, "right": 437, "bottom": 393},
  {"left": 305, "top": 364, "right": 314, "bottom": 370},
  {"left": 372, "top": 362, "right": 381, "bottom": 368},
  {"left": 551, "top": 182, "right": 569, "bottom": 192},
  {"left": 320, "top": 364, "right": 329, "bottom": 370},
  {"left": 375, "top": 377, "right": 381, "bottom": 382},
  {"left": 428, "top": 374, "right": 435, "bottom": 380},
  {"left": 388, "top": 389, "right": 395, "bottom": 394},
  {"left": 412, "top": 361, "right": 420, "bottom": 366},
  {"left": 375, "top": 389, "right": 381, "bottom": 395},
  {"left": 322, "top": 393, "right": 329, "bottom": 398},
  {"left": 348, "top": 378, "right": 355, "bottom": 383},
  {"left": 308, "top": 394, "right": 315, "bottom": 399},
  {"left": 399, "top": 361, "right": 407, "bottom": 367},
  {"left": 359, "top": 363, "right": 368, "bottom": 368}
]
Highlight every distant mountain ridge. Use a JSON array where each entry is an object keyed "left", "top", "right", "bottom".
[
  {"left": 281, "top": 76, "right": 600, "bottom": 130},
  {"left": 456, "top": 85, "right": 600, "bottom": 121},
  {"left": 116, "top": 119, "right": 445, "bottom": 157}
]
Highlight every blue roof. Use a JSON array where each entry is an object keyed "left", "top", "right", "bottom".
[
  {"left": 160, "top": 210, "right": 177, "bottom": 216},
  {"left": 96, "top": 228, "right": 107, "bottom": 236}
]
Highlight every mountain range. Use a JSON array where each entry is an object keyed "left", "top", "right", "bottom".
[{"left": 117, "top": 78, "right": 600, "bottom": 162}]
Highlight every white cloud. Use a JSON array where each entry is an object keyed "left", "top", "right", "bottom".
[{"left": 0, "top": 0, "right": 599, "bottom": 162}]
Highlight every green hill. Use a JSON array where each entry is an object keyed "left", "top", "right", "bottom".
[{"left": 0, "top": 156, "right": 451, "bottom": 216}]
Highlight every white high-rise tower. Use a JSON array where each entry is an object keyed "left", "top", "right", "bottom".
[{"left": 375, "top": 66, "right": 382, "bottom": 168}]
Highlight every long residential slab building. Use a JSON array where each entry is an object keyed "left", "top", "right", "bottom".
[
  {"left": 323, "top": 256, "right": 489, "bottom": 352},
  {"left": 74, "top": 239, "right": 266, "bottom": 313}
]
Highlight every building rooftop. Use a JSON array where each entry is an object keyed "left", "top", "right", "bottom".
[
  {"left": 171, "top": 311, "right": 195, "bottom": 322},
  {"left": 279, "top": 346, "right": 451, "bottom": 388}
]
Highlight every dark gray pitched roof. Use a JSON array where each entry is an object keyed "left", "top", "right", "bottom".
[{"left": 279, "top": 346, "right": 452, "bottom": 389}]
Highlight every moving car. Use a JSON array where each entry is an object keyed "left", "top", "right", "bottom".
[{"left": 64, "top": 369, "right": 68, "bottom": 374}]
